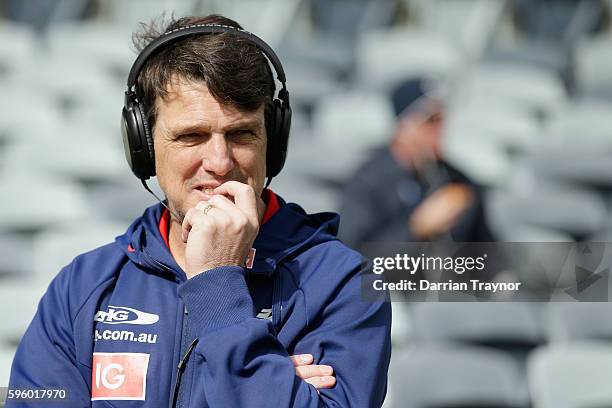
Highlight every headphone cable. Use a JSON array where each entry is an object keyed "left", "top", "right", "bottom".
[{"left": 140, "top": 179, "right": 183, "bottom": 222}]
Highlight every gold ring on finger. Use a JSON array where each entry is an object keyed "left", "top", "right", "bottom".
[{"left": 202, "top": 203, "right": 214, "bottom": 215}]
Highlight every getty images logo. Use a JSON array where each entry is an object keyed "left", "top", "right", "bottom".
[{"left": 94, "top": 306, "right": 159, "bottom": 325}]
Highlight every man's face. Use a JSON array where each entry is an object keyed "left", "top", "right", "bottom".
[
  {"left": 392, "top": 99, "right": 444, "bottom": 167},
  {"left": 153, "top": 77, "right": 267, "bottom": 220}
]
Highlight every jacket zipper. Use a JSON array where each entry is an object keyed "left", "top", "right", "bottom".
[
  {"left": 272, "top": 265, "right": 283, "bottom": 330},
  {"left": 173, "top": 305, "right": 192, "bottom": 408},
  {"left": 139, "top": 250, "right": 191, "bottom": 408},
  {"left": 171, "top": 329, "right": 198, "bottom": 408}
]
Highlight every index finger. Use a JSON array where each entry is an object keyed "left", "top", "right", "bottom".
[{"left": 213, "top": 181, "right": 258, "bottom": 225}]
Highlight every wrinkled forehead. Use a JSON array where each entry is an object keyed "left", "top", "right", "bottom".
[
  {"left": 158, "top": 74, "right": 265, "bottom": 110},
  {"left": 155, "top": 76, "right": 265, "bottom": 129}
]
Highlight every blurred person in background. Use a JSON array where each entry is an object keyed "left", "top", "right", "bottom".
[
  {"left": 7, "top": 14, "right": 391, "bottom": 407},
  {"left": 339, "top": 78, "right": 495, "bottom": 250}
]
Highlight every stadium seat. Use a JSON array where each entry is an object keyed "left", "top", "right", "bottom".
[
  {"left": 406, "top": 0, "right": 507, "bottom": 60},
  {"left": 528, "top": 342, "right": 612, "bottom": 408},
  {"left": 46, "top": 22, "right": 134, "bottom": 80},
  {"left": 285, "top": 134, "right": 374, "bottom": 190},
  {"left": 486, "top": 42, "right": 571, "bottom": 88},
  {"left": 389, "top": 302, "right": 412, "bottom": 348},
  {"left": 447, "top": 100, "right": 541, "bottom": 154},
  {"left": 0, "top": 345, "right": 16, "bottom": 390},
  {"left": 2, "top": 134, "right": 125, "bottom": 184},
  {"left": 544, "top": 99, "right": 612, "bottom": 150},
  {"left": 511, "top": 0, "right": 608, "bottom": 43},
  {"left": 278, "top": 36, "right": 354, "bottom": 83},
  {"left": 406, "top": 0, "right": 479, "bottom": 33},
  {"left": 300, "top": 90, "right": 396, "bottom": 185},
  {"left": 197, "top": 0, "right": 304, "bottom": 48},
  {"left": 490, "top": 224, "right": 574, "bottom": 243},
  {"left": 527, "top": 147, "right": 612, "bottom": 189},
  {"left": 574, "top": 33, "right": 612, "bottom": 98},
  {"left": 0, "top": 85, "right": 61, "bottom": 144},
  {"left": 32, "top": 221, "right": 126, "bottom": 285},
  {"left": 410, "top": 303, "right": 544, "bottom": 351},
  {"left": 387, "top": 344, "right": 529, "bottom": 408},
  {"left": 310, "top": 0, "right": 398, "bottom": 38},
  {"left": 312, "top": 89, "right": 395, "bottom": 150},
  {"left": 10, "top": 53, "right": 119, "bottom": 114},
  {"left": 271, "top": 167, "right": 339, "bottom": 214},
  {"left": 0, "top": 173, "right": 89, "bottom": 232},
  {"left": 86, "top": 179, "right": 159, "bottom": 223},
  {"left": 99, "top": 0, "right": 200, "bottom": 28},
  {"left": 0, "top": 22, "right": 37, "bottom": 80},
  {"left": 3, "top": 0, "right": 93, "bottom": 29},
  {"left": 0, "top": 235, "right": 33, "bottom": 278},
  {"left": 0, "top": 282, "right": 47, "bottom": 348},
  {"left": 281, "top": 60, "right": 341, "bottom": 110},
  {"left": 354, "top": 27, "right": 464, "bottom": 92},
  {"left": 547, "top": 303, "right": 612, "bottom": 343},
  {"left": 457, "top": 62, "right": 567, "bottom": 118},
  {"left": 443, "top": 132, "right": 513, "bottom": 186},
  {"left": 487, "top": 183, "right": 607, "bottom": 239}
]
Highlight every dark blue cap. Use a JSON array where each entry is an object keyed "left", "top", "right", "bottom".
[{"left": 391, "top": 78, "right": 426, "bottom": 117}]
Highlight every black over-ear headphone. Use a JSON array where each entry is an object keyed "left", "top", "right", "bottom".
[{"left": 121, "top": 24, "right": 292, "bottom": 181}]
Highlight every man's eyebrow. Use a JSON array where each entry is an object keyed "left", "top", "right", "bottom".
[
  {"left": 168, "top": 119, "right": 262, "bottom": 135},
  {"left": 223, "top": 119, "right": 263, "bottom": 132}
]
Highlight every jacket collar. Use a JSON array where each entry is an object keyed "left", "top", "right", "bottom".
[{"left": 115, "top": 193, "right": 340, "bottom": 280}]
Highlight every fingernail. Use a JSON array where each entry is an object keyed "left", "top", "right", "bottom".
[
  {"left": 320, "top": 366, "right": 333, "bottom": 375},
  {"left": 300, "top": 354, "right": 311, "bottom": 363},
  {"left": 322, "top": 376, "right": 335, "bottom": 383}
]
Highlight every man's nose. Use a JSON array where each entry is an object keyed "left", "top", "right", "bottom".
[{"left": 202, "top": 134, "right": 234, "bottom": 176}]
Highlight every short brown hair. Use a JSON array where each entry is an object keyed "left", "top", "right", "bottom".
[{"left": 132, "top": 14, "right": 275, "bottom": 132}]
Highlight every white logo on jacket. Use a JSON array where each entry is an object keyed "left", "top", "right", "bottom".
[{"left": 94, "top": 306, "right": 159, "bottom": 325}]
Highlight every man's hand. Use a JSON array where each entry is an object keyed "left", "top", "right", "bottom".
[
  {"left": 181, "top": 181, "right": 260, "bottom": 279},
  {"left": 409, "top": 182, "right": 474, "bottom": 240},
  {"left": 290, "top": 354, "right": 336, "bottom": 392}
]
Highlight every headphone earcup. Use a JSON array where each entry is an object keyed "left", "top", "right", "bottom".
[
  {"left": 121, "top": 96, "right": 156, "bottom": 180},
  {"left": 277, "top": 101, "right": 291, "bottom": 172},
  {"left": 265, "top": 102, "right": 276, "bottom": 178},
  {"left": 265, "top": 99, "right": 291, "bottom": 178},
  {"left": 138, "top": 102, "right": 156, "bottom": 178}
]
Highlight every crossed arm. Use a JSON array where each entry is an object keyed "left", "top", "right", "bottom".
[{"left": 291, "top": 354, "right": 336, "bottom": 391}]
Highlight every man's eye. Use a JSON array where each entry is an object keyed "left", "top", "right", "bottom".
[
  {"left": 176, "top": 133, "right": 202, "bottom": 143},
  {"left": 229, "top": 130, "right": 257, "bottom": 141}
]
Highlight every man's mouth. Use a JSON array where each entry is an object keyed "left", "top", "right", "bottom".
[
  {"left": 192, "top": 183, "right": 234, "bottom": 201},
  {"left": 195, "top": 187, "right": 215, "bottom": 195},
  {"left": 193, "top": 181, "right": 222, "bottom": 193}
]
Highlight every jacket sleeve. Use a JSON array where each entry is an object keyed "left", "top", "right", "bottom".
[
  {"left": 177, "top": 264, "right": 391, "bottom": 408},
  {"left": 7, "top": 266, "right": 91, "bottom": 408}
]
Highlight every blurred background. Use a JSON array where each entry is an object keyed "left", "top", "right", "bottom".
[{"left": 2, "top": 0, "right": 612, "bottom": 407}]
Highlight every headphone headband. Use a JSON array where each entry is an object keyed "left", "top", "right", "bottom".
[{"left": 126, "top": 23, "right": 287, "bottom": 91}]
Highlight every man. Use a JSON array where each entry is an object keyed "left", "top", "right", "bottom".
[
  {"left": 339, "top": 78, "right": 494, "bottom": 250},
  {"left": 8, "top": 15, "right": 391, "bottom": 407}
]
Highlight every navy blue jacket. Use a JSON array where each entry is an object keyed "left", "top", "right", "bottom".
[{"left": 9, "top": 196, "right": 391, "bottom": 407}]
